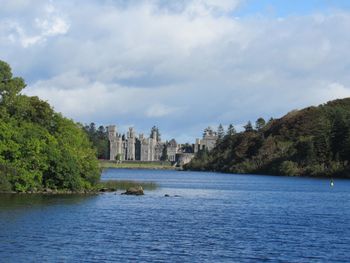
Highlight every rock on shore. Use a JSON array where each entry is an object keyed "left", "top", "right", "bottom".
[{"left": 121, "top": 186, "right": 144, "bottom": 195}]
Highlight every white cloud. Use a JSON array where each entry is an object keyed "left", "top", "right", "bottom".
[
  {"left": 146, "top": 104, "right": 180, "bottom": 117},
  {"left": 320, "top": 82, "right": 350, "bottom": 101},
  {"left": 2, "top": 0, "right": 350, "bottom": 142},
  {"left": 0, "top": 2, "right": 69, "bottom": 48}
]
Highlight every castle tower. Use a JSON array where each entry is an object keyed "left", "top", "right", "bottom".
[
  {"left": 116, "top": 135, "right": 124, "bottom": 161},
  {"left": 107, "top": 125, "right": 117, "bottom": 160},
  {"left": 152, "top": 130, "right": 157, "bottom": 142},
  {"left": 194, "top": 138, "right": 201, "bottom": 153},
  {"left": 140, "top": 138, "right": 150, "bottom": 161},
  {"left": 126, "top": 127, "right": 136, "bottom": 160}
]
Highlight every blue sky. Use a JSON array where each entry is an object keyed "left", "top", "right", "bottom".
[
  {"left": 236, "top": 0, "right": 350, "bottom": 16},
  {"left": 1, "top": 0, "right": 350, "bottom": 143}
]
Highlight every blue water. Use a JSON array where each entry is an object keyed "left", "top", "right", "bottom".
[{"left": 0, "top": 169, "right": 350, "bottom": 262}]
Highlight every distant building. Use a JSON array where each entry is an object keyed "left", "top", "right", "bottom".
[
  {"left": 107, "top": 125, "right": 179, "bottom": 162},
  {"left": 167, "top": 139, "right": 177, "bottom": 162},
  {"left": 108, "top": 125, "right": 218, "bottom": 163},
  {"left": 194, "top": 127, "right": 218, "bottom": 153}
]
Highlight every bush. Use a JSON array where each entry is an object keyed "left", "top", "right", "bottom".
[{"left": 279, "top": 161, "right": 300, "bottom": 176}]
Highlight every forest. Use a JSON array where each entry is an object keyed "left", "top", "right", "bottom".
[
  {"left": 0, "top": 60, "right": 100, "bottom": 192},
  {"left": 185, "top": 98, "right": 350, "bottom": 178}
]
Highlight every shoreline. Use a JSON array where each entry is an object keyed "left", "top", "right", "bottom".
[
  {"left": 99, "top": 160, "right": 179, "bottom": 170},
  {"left": 0, "top": 179, "right": 158, "bottom": 195}
]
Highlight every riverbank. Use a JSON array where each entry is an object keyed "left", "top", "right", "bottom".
[{"left": 99, "top": 160, "right": 178, "bottom": 170}]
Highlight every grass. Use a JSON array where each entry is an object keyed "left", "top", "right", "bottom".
[
  {"left": 99, "top": 160, "right": 175, "bottom": 170},
  {"left": 96, "top": 180, "right": 158, "bottom": 192}
]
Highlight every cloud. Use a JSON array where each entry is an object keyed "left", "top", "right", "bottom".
[
  {"left": 1, "top": 2, "right": 69, "bottom": 48},
  {"left": 2, "top": 0, "right": 350, "bottom": 141},
  {"left": 146, "top": 104, "right": 181, "bottom": 117},
  {"left": 320, "top": 82, "right": 350, "bottom": 102}
]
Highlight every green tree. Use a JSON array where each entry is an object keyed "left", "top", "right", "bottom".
[
  {"left": 83, "top": 123, "right": 109, "bottom": 159},
  {"left": 185, "top": 97, "right": 350, "bottom": 178},
  {"left": 0, "top": 61, "right": 25, "bottom": 104},
  {"left": 217, "top": 124, "right": 225, "bottom": 140},
  {"left": 279, "top": 161, "right": 299, "bottom": 176},
  {"left": 244, "top": 121, "right": 253, "bottom": 132},
  {"left": 227, "top": 124, "right": 236, "bottom": 136},
  {"left": 255, "top": 117, "right": 266, "bottom": 131},
  {"left": 0, "top": 60, "right": 100, "bottom": 192},
  {"left": 160, "top": 146, "right": 168, "bottom": 161}
]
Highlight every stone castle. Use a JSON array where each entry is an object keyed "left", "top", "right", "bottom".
[
  {"left": 107, "top": 125, "right": 218, "bottom": 163},
  {"left": 194, "top": 127, "right": 218, "bottom": 153},
  {"left": 107, "top": 125, "right": 178, "bottom": 162}
]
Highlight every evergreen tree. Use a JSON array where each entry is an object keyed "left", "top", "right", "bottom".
[
  {"left": 227, "top": 124, "right": 236, "bottom": 136},
  {"left": 83, "top": 123, "right": 109, "bottom": 159},
  {"left": 160, "top": 145, "right": 168, "bottom": 161},
  {"left": 244, "top": 121, "right": 253, "bottom": 132},
  {"left": 217, "top": 124, "right": 225, "bottom": 140},
  {"left": 150, "top": 126, "right": 161, "bottom": 142}
]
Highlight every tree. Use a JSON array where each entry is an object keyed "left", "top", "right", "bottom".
[
  {"left": 150, "top": 126, "right": 161, "bottom": 142},
  {"left": 217, "top": 124, "right": 225, "bottom": 140},
  {"left": 203, "top": 127, "right": 216, "bottom": 137},
  {"left": 0, "top": 60, "right": 100, "bottom": 192},
  {"left": 331, "top": 111, "right": 349, "bottom": 161},
  {"left": 244, "top": 121, "right": 253, "bottom": 132},
  {"left": 0, "top": 61, "right": 25, "bottom": 104},
  {"left": 115, "top": 153, "right": 122, "bottom": 162},
  {"left": 227, "top": 124, "right": 236, "bottom": 136},
  {"left": 255, "top": 117, "right": 266, "bottom": 131},
  {"left": 83, "top": 123, "right": 109, "bottom": 159},
  {"left": 160, "top": 146, "right": 168, "bottom": 161},
  {"left": 185, "top": 97, "right": 350, "bottom": 178},
  {"left": 181, "top": 143, "right": 193, "bottom": 153}
]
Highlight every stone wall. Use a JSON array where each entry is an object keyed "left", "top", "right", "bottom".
[{"left": 194, "top": 127, "right": 218, "bottom": 153}]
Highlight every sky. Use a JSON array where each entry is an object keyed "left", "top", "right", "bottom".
[{"left": 1, "top": 0, "right": 350, "bottom": 143}]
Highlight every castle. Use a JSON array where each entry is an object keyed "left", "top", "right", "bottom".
[
  {"left": 194, "top": 127, "right": 218, "bottom": 153},
  {"left": 107, "top": 125, "right": 178, "bottom": 162},
  {"left": 107, "top": 125, "right": 218, "bottom": 163}
]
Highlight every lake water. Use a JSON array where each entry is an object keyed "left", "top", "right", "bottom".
[{"left": 1, "top": 169, "right": 350, "bottom": 262}]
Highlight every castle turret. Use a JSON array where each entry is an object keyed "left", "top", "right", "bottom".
[
  {"left": 107, "top": 125, "right": 117, "bottom": 160},
  {"left": 152, "top": 130, "right": 157, "bottom": 143},
  {"left": 126, "top": 127, "right": 136, "bottom": 160}
]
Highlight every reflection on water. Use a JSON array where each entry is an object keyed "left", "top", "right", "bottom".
[
  {"left": 1, "top": 169, "right": 350, "bottom": 262},
  {"left": 0, "top": 194, "right": 96, "bottom": 210}
]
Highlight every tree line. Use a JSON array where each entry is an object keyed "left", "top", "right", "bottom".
[{"left": 185, "top": 98, "right": 350, "bottom": 178}]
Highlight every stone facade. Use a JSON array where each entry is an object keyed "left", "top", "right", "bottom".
[
  {"left": 107, "top": 125, "right": 179, "bottom": 162},
  {"left": 167, "top": 139, "right": 177, "bottom": 162},
  {"left": 108, "top": 125, "right": 218, "bottom": 163},
  {"left": 126, "top": 127, "right": 136, "bottom": 160},
  {"left": 194, "top": 127, "right": 218, "bottom": 153}
]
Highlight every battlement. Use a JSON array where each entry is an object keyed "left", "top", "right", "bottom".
[
  {"left": 108, "top": 124, "right": 218, "bottom": 162},
  {"left": 108, "top": 125, "right": 178, "bottom": 162}
]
